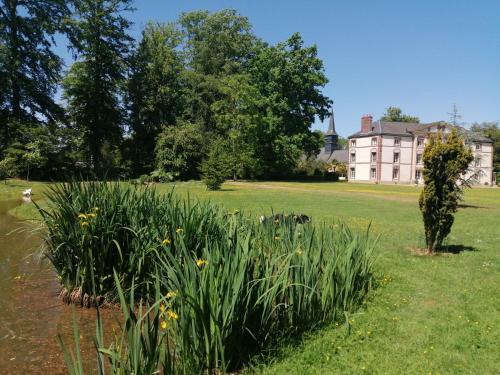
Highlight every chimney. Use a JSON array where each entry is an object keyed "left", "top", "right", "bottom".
[{"left": 361, "top": 114, "right": 373, "bottom": 133}]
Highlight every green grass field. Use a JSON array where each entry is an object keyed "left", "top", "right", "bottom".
[{"left": 3, "top": 179, "right": 500, "bottom": 374}]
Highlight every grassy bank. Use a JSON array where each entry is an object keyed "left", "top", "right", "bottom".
[{"left": 2, "top": 180, "right": 500, "bottom": 373}]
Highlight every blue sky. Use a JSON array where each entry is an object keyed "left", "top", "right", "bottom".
[{"left": 56, "top": 0, "right": 500, "bottom": 137}]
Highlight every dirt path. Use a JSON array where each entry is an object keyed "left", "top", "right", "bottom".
[{"left": 226, "top": 181, "right": 418, "bottom": 203}]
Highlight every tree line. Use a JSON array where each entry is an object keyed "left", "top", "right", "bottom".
[{"left": 0, "top": 1, "right": 332, "bottom": 182}]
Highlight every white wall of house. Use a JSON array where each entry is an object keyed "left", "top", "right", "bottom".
[{"left": 348, "top": 133, "right": 494, "bottom": 185}]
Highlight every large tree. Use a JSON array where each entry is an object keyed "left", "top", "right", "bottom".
[
  {"left": 63, "top": 0, "right": 133, "bottom": 171},
  {"left": 249, "top": 33, "right": 331, "bottom": 176},
  {"left": 380, "top": 106, "right": 419, "bottom": 123},
  {"left": 0, "top": 0, "right": 69, "bottom": 153},
  {"left": 179, "top": 10, "right": 257, "bottom": 131},
  {"left": 419, "top": 129, "right": 473, "bottom": 253},
  {"left": 127, "top": 22, "right": 185, "bottom": 174}
]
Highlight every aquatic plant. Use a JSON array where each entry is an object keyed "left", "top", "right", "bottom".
[{"left": 46, "top": 181, "right": 376, "bottom": 373}]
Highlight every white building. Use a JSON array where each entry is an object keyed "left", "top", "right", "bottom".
[{"left": 347, "top": 115, "right": 495, "bottom": 185}]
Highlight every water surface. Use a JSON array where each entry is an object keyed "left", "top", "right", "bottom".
[{"left": 0, "top": 199, "right": 114, "bottom": 374}]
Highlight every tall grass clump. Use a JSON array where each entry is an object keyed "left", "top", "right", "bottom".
[
  {"left": 37, "top": 180, "right": 226, "bottom": 305},
  {"left": 42, "top": 180, "right": 377, "bottom": 372}
]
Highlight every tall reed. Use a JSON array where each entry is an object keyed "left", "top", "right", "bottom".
[{"left": 43, "top": 181, "right": 376, "bottom": 372}]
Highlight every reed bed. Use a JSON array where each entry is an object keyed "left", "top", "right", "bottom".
[{"left": 40, "top": 181, "right": 376, "bottom": 373}]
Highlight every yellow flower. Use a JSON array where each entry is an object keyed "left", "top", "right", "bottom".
[
  {"left": 92, "top": 207, "right": 100, "bottom": 212},
  {"left": 162, "top": 238, "right": 171, "bottom": 245},
  {"left": 159, "top": 304, "right": 166, "bottom": 312},
  {"left": 160, "top": 320, "right": 168, "bottom": 330},
  {"left": 166, "top": 291, "right": 177, "bottom": 299},
  {"left": 196, "top": 259, "right": 208, "bottom": 268},
  {"left": 14, "top": 275, "right": 21, "bottom": 280},
  {"left": 166, "top": 310, "right": 179, "bottom": 320},
  {"left": 296, "top": 248, "right": 303, "bottom": 256},
  {"left": 274, "top": 236, "right": 280, "bottom": 240},
  {"left": 87, "top": 213, "right": 97, "bottom": 218},
  {"left": 176, "top": 228, "right": 183, "bottom": 234},
  {"left": 274, "top": 219, "right": 279, "bottom": 224},
  {"left": 78, "top": 213, "right": 87, "bottom": 219},
  {"left": 80, "top": 221, "right": 90, "bottom": 227}
]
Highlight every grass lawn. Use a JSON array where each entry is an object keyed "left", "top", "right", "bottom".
[{"left": 3, "top": 179, "right": 500, "bottom": 374}]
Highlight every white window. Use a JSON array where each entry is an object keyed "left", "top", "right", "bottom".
[
  {"left": 350, "top": 139, "right": 356, "bottom": 147},
  {"left": 415, "top": 170, "right": 422, "bottom": 181},
  {"left": 417, "top": 137, "right": 424, "bottom": 148},
  {"left": 475, "top": 143, "right": 481, "bottom": 151},
  {"left": 350, "top": 168, "right": 356, "bottom": 179},
  {"left": 393, "top": 168, "right": 399, "bottom": 180},
  {"left": 393, "top": 152, "right": 400, "bottom": 163},
  {"left": 475, "top": 157, "right": 481, "bottom": 167},
  {"left": 350, "top": 153, "right": 356, "bottom": 163},
  {"left": 371, "top": 168, "right": 377, "bottom": 179},
  {"left": 394, "top": 137, "right": 400, "bottom": 146},
  {"left": 371, "top": 137, "right": 377, "bottom": 146},
  {"left": 371, "top": 151, "right": 377, "bottom": 163},
  {"left": 416, "top": 153, "right": 422, "bottom": 164}
]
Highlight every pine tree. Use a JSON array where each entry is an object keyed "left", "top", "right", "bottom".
[
  {"left": 0, "top": 0, "right": 69, "bottom": 152},
  {"left": 63, "top": 0, "right": 133, "bottom": 171}
]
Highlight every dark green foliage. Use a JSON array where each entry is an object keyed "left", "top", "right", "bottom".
[
  {"left": 200, "top": 138, "right": 230, "bottom": 190},
  {"left": 127, "top": 22, "right": 185, "bottom": 174},
  {"left": 248, "top": 33, "right": 331, "bottom": 175},
  {"left": 380, "top": 106, "right": 420, "bottom": 123},
  {"left": 155, "top": 122, "right": 205, "bottom": 180},
  {"left": 0, "top": 0, "right": 68, "bottom": 124},
  {"left": 63, "top": 0, "right": 133, "bottom": 171},
  {"left": 0, "top": 0, "right": 69, "bottom": 159},
  {"left": 46, "top": 182, "right": 375, "bottom": 373},
  {"left": 418, "top": 129, "right": 473, "bottom": 252}
]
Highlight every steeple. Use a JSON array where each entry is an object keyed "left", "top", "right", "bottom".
[
  {"left": 324, "top": 106, "right": 339, "bottom": 153},
  {"left": 326, "top": 107, "right": 338, "bottom": 135}
]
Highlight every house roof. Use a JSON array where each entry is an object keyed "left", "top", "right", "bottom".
[
  {"left": 348, "top": 121, "right": 493, "bottom": 143},
  {"left": 316, "top": 148, "right": 348, "bottom": 163}
]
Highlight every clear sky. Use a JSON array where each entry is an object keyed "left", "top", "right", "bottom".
[{"left": 56, "top": 0, "right": 500, "bottom": 137}]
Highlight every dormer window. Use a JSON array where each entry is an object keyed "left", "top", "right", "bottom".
[
  {"left": 371, "top": 137, "right": 377, "bottom": 146},
  {"left": 394, "top": 137, "right": 400, "bottom": 146}
]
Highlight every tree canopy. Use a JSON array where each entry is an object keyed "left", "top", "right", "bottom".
[
  {"left": 380, "top": 106, "right": 419, "bottom": 123},
  {"left": 1, "top": 6, "right": 332, "bottom": 181}
]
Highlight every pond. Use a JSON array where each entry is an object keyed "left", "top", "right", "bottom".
[{"left": 0, "top": 199, "right": 114, "bottom": 374}]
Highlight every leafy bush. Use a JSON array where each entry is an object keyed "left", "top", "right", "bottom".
[
  {"left": 419, "top": 129, "right": 473, "bottom": 252},
  {"left": 155, "top": 122, "right": 205, "bottom": 180},
  {"left": 41, "top": 181, "right": 376, "bottom": 373}
]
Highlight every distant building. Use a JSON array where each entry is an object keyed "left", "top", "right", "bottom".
[
  {"left": 316, "top": 108, "right": 348, "bottom": 164},
  {"left": 347, "top": 115, "right": 495, "bottom": 185}
]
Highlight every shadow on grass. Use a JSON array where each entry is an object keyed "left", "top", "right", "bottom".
[
  {"left": 436, "top": 245, "right": 479, "bottom": 254},
  {"left": 457, "top": 204, "right": 485, "bottom": 209}
]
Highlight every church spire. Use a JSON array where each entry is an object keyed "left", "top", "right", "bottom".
[
  {"left": 326, "top": 106, "right": 337, "bottom": 135},
  {"left": 324, "top": 105, "right": 339, "bottom": 153}
]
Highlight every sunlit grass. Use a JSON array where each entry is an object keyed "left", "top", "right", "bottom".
[{"left": 3, "top": 179, "right": 500, "bottom": 373}]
